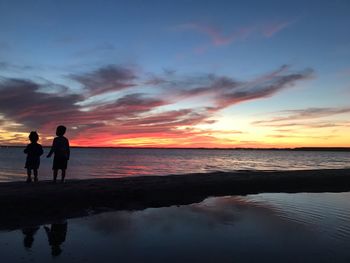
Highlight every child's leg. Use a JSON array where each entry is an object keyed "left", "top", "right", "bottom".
[
  {"left": 61, "top": 169, "right": 66, "bottom": 182},
  {"left": 53, "top": 169, "right": 58, "bottom": 183},
  {"left": 33, "top": 169, "right": 38, "bottom": 182},
  {"left": 26, "top": 169, "right": 32, "bottom": 182}
]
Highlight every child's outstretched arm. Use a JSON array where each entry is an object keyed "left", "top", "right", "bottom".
[
  {"left": 46, "top": 139, "right": 56, "bottom": 158},
  {"left": 24, "top": 145, "right": 29, "bottom": 154},
  {"left": 67, "top": 140, "right": 70, "bottom": 160},
  {"left": 39, "top": 145, "right": 44, "bottom": 156},
  {"left": 47, "top": 149, "right": 53, "bottom": 158}
]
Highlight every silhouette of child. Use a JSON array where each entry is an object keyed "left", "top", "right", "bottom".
[
  {"left": 22, "top": 226, "right": 40, "bottom": 249},
  {"left": 24, "top": 131, "right": 43, "bottom": 183},
  {"left": 47, "top": 125, "right": 70, "bottom": 183},
  {"left": 44, "top": 221, "right": 67, "bottom": 257}
]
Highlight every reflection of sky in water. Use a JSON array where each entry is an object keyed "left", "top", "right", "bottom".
[
  {"left": 246, "top": 192, "right": 350, "bottom": 244},
  {"left": 1, "top": 193, "right": 350, "bottom": 262}
]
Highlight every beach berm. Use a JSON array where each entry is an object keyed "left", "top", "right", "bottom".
[{"left": 0, "top": 169, "right": 349, "bottom": 229}]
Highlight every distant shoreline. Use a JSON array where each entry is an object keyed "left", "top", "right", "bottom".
[
  {"left": 1, "top": 168, "right": 350, "bottom": 229},
  {"left": 1, "top": 146, "right": 350, "bottom": 152}
]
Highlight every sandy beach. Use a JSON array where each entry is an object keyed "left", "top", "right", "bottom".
[{"left": 0, "top": 168, "right": 350, "bottom": 230}]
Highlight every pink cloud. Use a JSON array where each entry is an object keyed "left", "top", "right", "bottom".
[
  {"left": 175, "top": 19, "right": 295, "bottom": 54},
  {"left": 262, "top": 20, "right": 295, "bottom": 37},
  {"left": 177, "top": 23, "right": 254, "bottom": 47}
]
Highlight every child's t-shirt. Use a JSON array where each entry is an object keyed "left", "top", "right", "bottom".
[
  {"left": 52, "top": 136, "right": 70, "bottom": 159},
  {"left": 24, "top": 143, "right": 43, "bottom": 167}
]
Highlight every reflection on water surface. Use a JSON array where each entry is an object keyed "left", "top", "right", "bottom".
[
  {"left": 1, "top": 192, "right": 350, "bottom": 262},
  {"left": 1, "top": 148, "right": 350, "bottom": 181}
]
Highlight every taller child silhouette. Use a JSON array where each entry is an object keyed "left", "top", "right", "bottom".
[{"left": 47, "top": 125, "right": 70, "bottom": 183}]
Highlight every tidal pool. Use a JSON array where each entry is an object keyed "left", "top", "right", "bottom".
[{"left": 1, "top": 192, "right": 350, "bottom": 263}]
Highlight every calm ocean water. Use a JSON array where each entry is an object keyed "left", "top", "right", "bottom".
[
  {"left": 1, "top": 148, "right": 350, "bottom": 262},
  {"left": 1, "top": 192, "right": 350, "bottom": 262},
  {"left": 1, "top": 147, "right": 350, "bottom": 182}
]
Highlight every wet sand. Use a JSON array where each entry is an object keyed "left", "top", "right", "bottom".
[{"left": 0, "top": 169, "right": 350, "bottom": 229}]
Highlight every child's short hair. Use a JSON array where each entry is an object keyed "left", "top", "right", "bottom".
[
  {"left": 29, "top": 131, "right": 39, "bottom": 143},
  {"left": 56, "top": 125, "right": 67, "bottom": 136}
]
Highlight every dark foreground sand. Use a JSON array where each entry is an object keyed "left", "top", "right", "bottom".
[{"left": 0, "top": 169, "right": 350, "bottom": 229}]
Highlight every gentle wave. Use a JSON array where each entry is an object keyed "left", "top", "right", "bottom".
[
  {"left": 246, "top": 193, "right": 350, "bottom": 242},
  {"left": 1, "top": 148, "right": 350, "bottom": 181}
]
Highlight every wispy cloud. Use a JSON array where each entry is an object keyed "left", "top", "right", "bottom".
[
  {"left": 213, "top": 68, "right": 312, "bottom": 109},
  {"left": 253, "top": 107, "right": 350, "bottom": 126},
  {"left": 269, "top": 122, "right": 349, "bottom": 129},
  {"left": 176, "top": 23, "right": 253, "bottom": 47},
  {"left": 267, "top": 133, "right": 336, "bottom": 140},
  {"left": 155, "top": 65, "right": 313, "bottom": 111},
  {"left": 70, "top": 65, "right": 137, "bottom": 96},
  {"left": 174, "top": 19, "right": 295, "bottom": 53},
  {"left": 0, "top": 64, "right": 314, "bottom": 146},
  {"left": 0, "top": 75, "right": 212, "bottom": 146},
  {"left": 262, "top": 20, "right": 295, "bottom": 37},
  {"left": 0, "top": 61, "right": 35, "bottom": 71},
  {"left": 0, "top": 78, "right": 81, "bottom": 129}
]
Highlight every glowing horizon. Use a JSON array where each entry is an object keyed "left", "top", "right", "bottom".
[{"left": 0, "top": 1, "right": 349, "bottom": 148}]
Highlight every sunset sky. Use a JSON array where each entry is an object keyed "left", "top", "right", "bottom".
[{"left": 0, "top": 0, "right": 349, "bottom": 147}]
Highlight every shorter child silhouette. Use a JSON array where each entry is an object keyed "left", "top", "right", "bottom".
[
  {"left": 24, "top": 131, "right": 43, "bottom": 183},
  {"left": 47, "top": 125, "right": 70, "bottom": 183}
]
